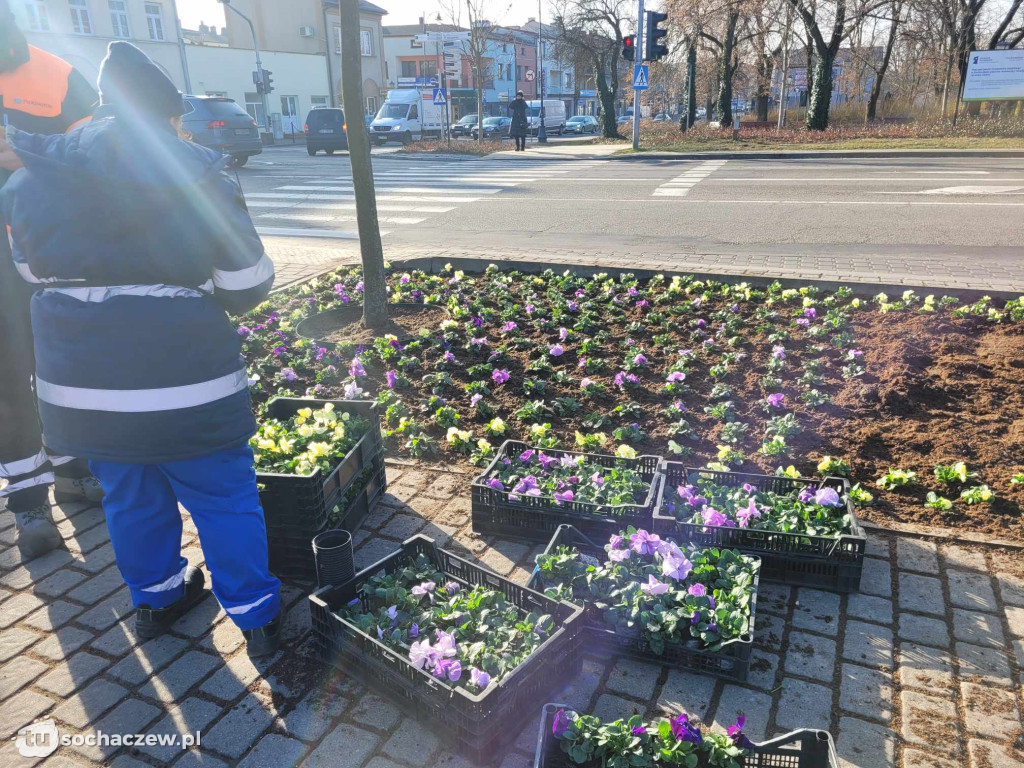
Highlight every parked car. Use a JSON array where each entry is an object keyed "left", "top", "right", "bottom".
[
  {"left": 526, "top": 99, "right": 567, "bottom": 135},
  {"left": 565, "top": 115, "right": 599, "bottom": 134},
  {"left": 451, "top": 114, "right": 480, "bottom": 137},
  {"left": 616, "top": 114, "right": 631, "bottom": 124},
  {"left": 304, "top": 108, "right": 348, "bottom": 155},
  {"left": 181, "top": 95, "right": 262, "bottom": 167},
  {"left": 653, "top": 113, "right": 670, "bottom": 122},
  {"left": 472, "top": 116, "right": 511, "bottom": 139}
]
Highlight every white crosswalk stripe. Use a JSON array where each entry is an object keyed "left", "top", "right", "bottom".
[
  {"left": 652, "top": 160, "right": 728, "bottom": 197},
  {"left": 251, "top": 158, "right": 607, "bottom": 238}
]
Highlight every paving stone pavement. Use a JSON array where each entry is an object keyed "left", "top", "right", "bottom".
[
  {"left": 263, "top": 239, "right": 1024, "bottom": 294},
  {"left": 1, "top": 465, "right": 1023, "bottom": 768}
]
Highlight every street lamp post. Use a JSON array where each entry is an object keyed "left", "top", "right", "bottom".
[
  {"left": 537, "top": 0, "right": 546, "bottom": 143},
  {"left": 218, "top": 0, "right": 270, "bottom": 133}
]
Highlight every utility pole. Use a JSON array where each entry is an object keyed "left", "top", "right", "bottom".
[
  {"left": 632, "top": 0, "right": 644, "bottom": 149},
  {"left": 219, "top": 0, "right": 269, "bottom": 133},
  {"left": 169, "top": 0, "right": 192, "bottom": 93},
  {"left": 537, "top": 1, "right": 547, "bottom": 143}
]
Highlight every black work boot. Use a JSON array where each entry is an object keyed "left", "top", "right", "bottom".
[
  {"left": 243, "top": 611, "right": 282, "bottom": 659},
  {"left": 135, "top": 566, "right": 207, "bottom": 639}
]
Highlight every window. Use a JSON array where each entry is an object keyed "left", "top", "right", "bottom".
[
  {"left": 145, "top": 2, "right": 164, "bottom": 41},
  {"left": 69, "top": 0, "right": 92, "bottom": 34},
  {"left": 360, "top": 29, "right": 372, "bottom": 56},
  {"left": 408, "top": 104, "right": 417, "bottom": 120},
  {"left": 516, "top": 65, "right": 523, "bottom": 82},
  {"left": 25, "top": 2, "right": 51, "bottom": 31},
  {"left": 244, "top": 92, "right": 266, "bottom": 127},
  {"left": 419, "top": 60, "right": 436, "bottom": 79},
  {"left": 311, "top": 96, "right": 328, "bottom": 108},
  {"left": 364, "top": 96, "right": 376, "bottom": 116},
  {"left": 400, "top": 60, "right": 417, "bottom": 78},
  {"left": 280, "top": 95, "right": 298, "bottom": 117},
  {"left": 204, "top": 91, "right": 228, "bottom": 97},
  {"left": 108, "top": 0, "right": 130, "bottom": 38}
]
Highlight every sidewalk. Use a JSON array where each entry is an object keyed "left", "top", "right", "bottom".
[
  {"left": 265, "top": 238, "right": 1024, "bottom": 295},
  {"left": 1, "top": 466, "right": 1022, "bottom": 768}
]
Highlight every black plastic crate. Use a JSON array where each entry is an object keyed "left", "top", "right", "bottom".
[
  {"left": 257, "top": 398, "right": 383, "bottom": 535},
  {"left": 529, "top": 525, "right": 758, "bottom": 682},
  {"left": 308, "top": 535, "right": 585, "bottom": 763},
  {"left": 652, "top": 462, "right": 866, "bottom": 593},
  {"left": 268, "top": 457, "right": 386, "bottom": 582},
  {"left": 534, "top": 703, "right": 839, "bottom": 768},
  {"left": 472, "top": 440, "right": 665, "bottom": 543}
]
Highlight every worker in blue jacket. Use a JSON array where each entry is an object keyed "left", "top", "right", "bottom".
[{"left": 1, "top": 41, "right": 282, "bottom": 657}]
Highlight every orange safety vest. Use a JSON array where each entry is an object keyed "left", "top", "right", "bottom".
[{"left": 0, "top": 45, "right": 92, "bottom": 132}]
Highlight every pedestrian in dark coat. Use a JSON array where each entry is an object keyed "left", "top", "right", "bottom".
[
  {"left": 508, "top": 91, "right": 528, "bottom": 151},
  {"left": 2, "top": 41, "right": 282, "bottom": 658}
]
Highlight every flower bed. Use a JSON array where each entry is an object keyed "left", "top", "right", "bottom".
[
  {"left": 472, "top": 441, "right": 664, "bottom": 542},
  {"left": 308, "top": 535, "right": 584, "bottom": 763},
  {"left": 237, "top": 267, "right": 1024, "bottom": 541},
  {"left": 254, "top": 398, "right": 384, "bottom": 579},
  {"left": 530, "top": 525, "right": 758, "bottom": 681},
  {"left": 534, "top": 704, "right": 838, "bottom": 768},
  {"left": 654, "top": 463, "right": 865, "bottom": 592}
]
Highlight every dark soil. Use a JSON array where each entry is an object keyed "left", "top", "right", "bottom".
[
  {"left": 245, "top": 274, "right": 1024, "bottom": 543},
  {"left": 299, "top": 304, "right": 445, "bottom": 347}
]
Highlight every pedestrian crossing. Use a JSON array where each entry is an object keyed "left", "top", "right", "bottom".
[
  {"left": 250, "top": 158, "right": 608, "bottom": 239},
  {"left": 652, "top": 160, "right": 728, "bottom": 197}
]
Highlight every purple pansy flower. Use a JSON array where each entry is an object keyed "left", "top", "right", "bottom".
[
  {"left": 814, "top": 487, "right": 842, "bottom": 507},
  {"left": 280, "top": 367, "right": 298, "bottom": 382},
  {"left": 591, "top": 472, "right": 605, "bottom": 486},
  {"left": 552, "top": 708, "right": 571, "bottom": 738},
  {"left": 736, "top": 497, "right": 762, "bottom": 528},
  {"left": 549, "top": 344, "right": 565, "bottom": 357},
  {"left": 632, "top": 725, "right": 647, "bottom": 735},
  {"left": 237, "top": 326, "right": 251, "bottom": 337},
  {"left": 520, "top": 449, "right": 534, "bottom": 463},
  {"left": 409, "top": 623, "right": 419, "bottom": 638},
  {"left": 670, "top": 713, "right": 702, "bottom": 744},
  {"left": 666, "top": 371, "right": 686, "bottom": 382},
  {"left": 796, "top": 317, "right": 810, "bottom": 328},
  {"left": 470, "top": 337, "right": 488, "bottom": 347},
  {"left": 470, "top": 393, "right": 483, "bottom": 406},
  {"left": 641, "top": 575, "right": 670, "bottom": 596},
  {"left": 553, "top": 489, "right": 574, "bottom": 504},
  {"left": 804, "top": 307, "right": 817, "bottom": 319},
  {"left": 630, "top": 530, "right": 661, "bottom": 556},
  {"left": 662, "top": 550, "right": 693, "bottom": 581},
  {"left": 702, "top": 508, "right": 730, "bottom": 527},
  {"left": 767, "top": 393, "right": 786, "bottom": 408},
  {"left": 502, "top": 321, "right": 518, "bottom": 333},
  {"left": 728, "top": 715, "right": 755, "bottom": 749},
  {"left": 488, "top": 478, "right": 504, "bottom": 491},
  {"left": 470, "top": 668, "right": 491, "bottom": 690},
  {"left": 559, "top": 327, "right": 569, "bottom": 341},
  {"left": 772, "top": 345, "right": 786, "bottom": 360},
  {"left": 688, "top": 583, "right": 707, "bottom": 598},
  {"left": 633, "top": 353, "right": 648, "bottom": 366},
  {"left": 492, "top": 369, "right": 511, "bottom": 384}
]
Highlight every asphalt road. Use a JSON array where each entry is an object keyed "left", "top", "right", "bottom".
[{"left": 239, "top": 145, "right": 1024, "bottom": 284}]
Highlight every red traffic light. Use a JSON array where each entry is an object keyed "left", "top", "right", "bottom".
[{"left": 622, "top": 35, "right": 635, "bottom": 62}]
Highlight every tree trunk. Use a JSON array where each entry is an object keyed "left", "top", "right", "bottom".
[
  {"left": 756, "top": 52, "right": 773, "bottom": 122},
  {"left": 716, "top": 14, "right": 739, "bottom": 126},
  {"left": 805, "top": 49, "right": 835, "bottom": 130},
  {"left": 338, "top": 0, "right": 387, "bottom": 329},
  {"left": 866, "top": 4, "right": 900, "bottom": 122},
  {"left": 476, "top": 74, "right": 484, "bottom": 141},
  {"left": 805, "top": 36, "right": 815, "bottom": 96},
  {"left": 595, "top": 54, "right": 619, "bottom": 138},
  {"left": 957, "top": 14, "right": 981, "bottom": 116},
  {"left": 681, "top": 41, "right": 697, "bottom": 132}
]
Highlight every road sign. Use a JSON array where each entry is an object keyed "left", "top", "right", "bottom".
[
  {"left": 413, "top": 31, "right": 471, "bottom": 43},
  {"left": 633, "top": 65, "right": 649, "bottom": 90},
  {"left": 433, "top": 88, "right": 447, "bottom": 105},
  {"left": 525, "top": 69, "right": 535, "bottom": 81}
]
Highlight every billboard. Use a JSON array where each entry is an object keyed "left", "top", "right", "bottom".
[{"left": 962, "top": 49, "right": 1024, "bottom": 102}]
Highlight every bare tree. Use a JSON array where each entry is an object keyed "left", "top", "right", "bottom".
[
  {"left": 555, "top": 0, "right": 635, "bottom": 137},
  {"left": 440, "top": 0, "right": 498, "bottom": 140},
  {"left": 338, "top": 0, "right": 387, "bottom": 328}
]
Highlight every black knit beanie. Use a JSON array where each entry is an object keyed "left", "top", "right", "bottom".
[{"left": 98, "top": 41, "right": 184, "bottom": 119}]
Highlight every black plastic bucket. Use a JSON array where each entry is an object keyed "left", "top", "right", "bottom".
[{"left": 312, "top": 529, "right": 354, "bottom": 587}]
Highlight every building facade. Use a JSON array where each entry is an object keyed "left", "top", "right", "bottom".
[
  {"left": 221, "top": 0, "right": 387, "bottom": 118},
  {"left": 517, "top": 19, "right": 577, "bottom": 116},
  {"left": 11, "top": 0, "right": 189, "bottom": 88}
]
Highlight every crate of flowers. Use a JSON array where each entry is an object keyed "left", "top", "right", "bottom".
[
  {"left": 535, "top": 704, "right": 838, "bottom": 768},
  {"left": 530, "top": 525, "right": 758, "bottom": 682},
  {"left": 653, "top": 462, "right": 866, "bottom": 592},
  {"left": 267, "top": 460, "right": 386, "bottom": 581},
  {"left": 253, "top": 398, "right": 384, "bottom": 536},
  {"left": 308, "top": 535, "right": 585, "bottom": 763},
  {"left": 472, "top": 440, "right": 664, "bottom": 543}
]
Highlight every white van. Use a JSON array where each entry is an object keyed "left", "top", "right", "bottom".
[
  {"left": 525, "top": 99, "right": 567, "bottom": 136},
  {"left": 370, "top": 88, "right": 446, "bottom": 144}
]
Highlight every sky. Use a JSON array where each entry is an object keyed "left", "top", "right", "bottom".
[{"left": 175, "top": 0, "right": 554, "bottom": 31}]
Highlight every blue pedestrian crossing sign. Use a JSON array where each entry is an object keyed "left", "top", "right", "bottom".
[
  {"left": 432, "top": 88, "right": 447, "bottom": 105},
  {"left": 633, "top": 65, "right": 649, "bottom": 90}
]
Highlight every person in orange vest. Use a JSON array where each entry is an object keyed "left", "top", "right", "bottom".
[{"left": 0, "top": 1, "right": 101, "bottom": 559}]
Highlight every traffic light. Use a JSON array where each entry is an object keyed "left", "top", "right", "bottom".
[
  {"left": 622, "top": 35, "right": 635, "bottom": 62},
  {"left": 262, "top": 69, "right": 274, "bottom": 94},
  {"left": 644, "top": 11, "right": 668, "bottom": 62}
]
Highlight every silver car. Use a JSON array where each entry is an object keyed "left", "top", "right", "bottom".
[{"left": 565, "top": 115, "right": 599, "bottom": 134}]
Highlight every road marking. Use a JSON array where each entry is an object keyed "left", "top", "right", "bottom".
[
  {"left": 246, "top": 201, "right": 455, "bottom": 213},
  {"left": 277, "top": 185, "right": 505, "bottom": 195},
  {"left": 259, "top": 213, "right": 425, "bottom": 225},
  {"left": 469, "top": 196, "right": 1024, "bottom": 206},
  {"left": 653, "top": 160, "right": 727, "bottom": 197},
  {"left": 917, "top": 185, "right": 1024, "bottom": 195},
  {"left": 707, "top": 177, "right": 1024, "bottom": 182},
  {"left": 256, "top": 226, "right": 377, "bottom": 239},
  {"left": 248, "top": 193, "right": 482, "bottom": 203}
]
